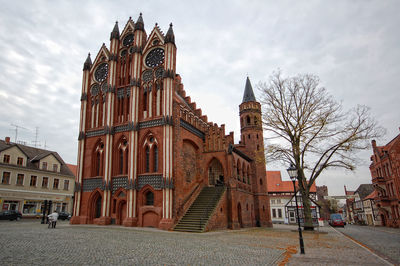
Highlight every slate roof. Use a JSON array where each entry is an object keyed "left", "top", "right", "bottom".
[
  {"left": 266, "top": 171, "right": 317, "bottom": 193},
  {"left": 354, "top": 184, "right": 374, "bottom": 200},
  {"left": 0, "top": 139, "right": 74, "bottom": 177},
  {"left": 242, "top": 77, "right": 256, "bottom": 103}
]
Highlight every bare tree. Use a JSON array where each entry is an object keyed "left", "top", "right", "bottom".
[{"left": 258, "top": 71, "right": 384, "bottom": 230}]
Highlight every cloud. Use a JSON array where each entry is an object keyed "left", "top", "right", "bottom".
[{"left": 0, "top": 0, "right": 399, "bottom": 195}]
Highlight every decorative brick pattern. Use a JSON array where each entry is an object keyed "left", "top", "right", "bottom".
[
  {"left": 112, "top": 176, "right": 128, "bottom": 193},
  {"left": 137, "top": 175, "right": 163, "bottom": 190},
  {"left": 82, "top": 178, "right": 103, "bottom": 192}
]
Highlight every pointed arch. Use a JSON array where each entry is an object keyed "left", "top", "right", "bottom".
[
  {"left": 182, "top": 139, "right": 199, "bottom": 182},
  {"left": 114, "top": 135, "right": 128, "bottom": 175},
  {"left": 87, "top": 189, "right": 103, "bottom": 223},
  {"left": 145, "top": 146, "right": 150, "bottom": 173},
  {"left": 92, "top": 139, "right": 104, "bottom": 177},
  {"left": 112, "top": 187, "right": 127, "bottom": 225},
  {"left": 207, "top": 157, "right": 224, "bottom": 186},
  {"left": 247, "top": 165, "right": 251, "bottom": 184},
  {"left": 236, "top": 159, "right": 241, "bottom": 180},
  {"left": 237, "top": 202, "right": 243, "bottom": 228},
  {"left": 242, "top": 161, "right": 246, "bottom": 183},
  {"left": 153, "top": 145, "right": 158, "bottom": 172},
  {"left": 139, "top": 131, "right": 160, "bottom": 174}
]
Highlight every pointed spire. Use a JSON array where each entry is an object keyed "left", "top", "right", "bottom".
[
  {"left": 110, "top": 21, "right": 120, "bottom": 40},
  {"left": 242, "top": 77, "right": 256, "bottom": 103},
  {"left": 165, "top": 23, "right": 175, "bottom": 44},
  {"left": 83, "top": 53, "right": 92, "bottom": 71},
  {"left": 134, "top": 12, "right": 144, "bottom": 31}
]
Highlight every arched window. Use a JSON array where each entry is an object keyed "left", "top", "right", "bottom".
[
  {"left": 145, "top": 191, "right": 154, "bottom": 205},
  {"left": 143, "top": 91, "right": 147, "bottom": 112},
  {"left": 95, "top": 196, "right": 102, "bottom": 218},
  {"left": 93, "top": 142, "right": 104, "bottom": 177},
  {"left": 247, "top": 166, "right": 251, "bottom": 184},
  {"left": 119, "top": 149, "right": 124, "bottom": 174},
  {"left": 145, "top": 146, "right": 150, "bottom": 173},
  {"left": 236, "top": 160, "right": 240, "bottom": 180},
  {"left": 246, "top": 116, "right": 250, "bottom": 125},
  {"left": 153, "top": 145, "right": 158, "bottom": 172},
  {"left": 96, "top": 152, "right": 101, "bottom": 176},
  {"left": 242, "top": 162, "right": 246, "bottom": 183}
]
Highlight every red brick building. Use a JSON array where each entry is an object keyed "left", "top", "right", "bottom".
[
  {"left": 70, "top": 15, "right": 272, "bottom": 231},
  {"left": 369, "top": 128, "right": 400, "bottom": 227}
]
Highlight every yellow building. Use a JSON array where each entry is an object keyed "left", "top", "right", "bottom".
[{"left": 0, "top": 137, "right": 75, "bottom": 217}]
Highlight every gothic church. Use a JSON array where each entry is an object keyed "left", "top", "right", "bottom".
[{"left": 71, "top": 14, "right": 272, "bottom": 231}]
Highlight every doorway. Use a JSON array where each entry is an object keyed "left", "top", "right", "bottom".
[
  {"left": 118, "top": 201, "right": 127, "bottom": 225},
  {"left": 237, "top": 203, "right": 243, "bottom": 228},
  {"left": 208, "top": 158, "right": 223, "bottom": 186}
]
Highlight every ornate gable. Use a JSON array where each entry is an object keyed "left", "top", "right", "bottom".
[{"left": 142, "top": 25, "right": 165, "bottom": 53}]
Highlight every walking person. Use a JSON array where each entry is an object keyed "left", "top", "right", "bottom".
[{"left": 48, "top": 210, "right": 59, "bottom": 229}]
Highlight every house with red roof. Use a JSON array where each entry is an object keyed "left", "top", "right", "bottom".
[
  {"left": 363, "top": 190, "right": 379, "bottom": 226},
  {"left": 266, "top": 171, "right": 319, "bottom": 225}
]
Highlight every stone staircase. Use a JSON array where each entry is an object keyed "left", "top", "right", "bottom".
[{"left": 174, "top": 186, "right": 225, "bottom": 232}]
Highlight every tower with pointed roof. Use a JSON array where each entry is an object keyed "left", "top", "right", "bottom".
[
  {"left": 71, "top": 15, "right": 271, "bottom": 230},
  {"left": 237, "top": 77, "right": 270, "bottom": 226}
]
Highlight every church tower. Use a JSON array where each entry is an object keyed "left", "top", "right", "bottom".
[{"left": 239, "top": 77, "right": 271, "bottom": 226}]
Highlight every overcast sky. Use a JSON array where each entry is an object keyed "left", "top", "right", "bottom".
[{"left": 0, "top": 1, "right": 399, "bottom": 195}]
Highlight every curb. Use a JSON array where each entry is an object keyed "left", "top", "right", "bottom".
[{"left": 331, "top": 226, "right": 395, "bottom": 266}]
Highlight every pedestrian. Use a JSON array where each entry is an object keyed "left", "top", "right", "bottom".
[{"left": 48, "top": 210, "right": 59, "bottom": 229}]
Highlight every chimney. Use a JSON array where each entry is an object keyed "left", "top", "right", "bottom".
[{"left": 5, "top": 136, "right": 10, "bottom": 144}]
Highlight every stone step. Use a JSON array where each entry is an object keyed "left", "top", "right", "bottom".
[{"left": 174, "top": 186, "right": 225, "bottom": 232}]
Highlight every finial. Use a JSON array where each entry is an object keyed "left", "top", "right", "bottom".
[
  {"left": 110, "top": 20, "right": 120, "bottom": 40},
  {"left": 165, "top": 22, "right": 175, "bottom": 44},
  {"left": 135, "top": 12, "right": 144, "bottom": 31},
  {"left": 155, "top": 22, "right": 158, "bottom": 26},
  {"left": 83, "top": 53, "right": 92, "bottom": 71}
]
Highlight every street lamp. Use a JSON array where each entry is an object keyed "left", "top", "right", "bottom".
[{"left": 287, "top": 164, "right": 305, "bottom": 254}]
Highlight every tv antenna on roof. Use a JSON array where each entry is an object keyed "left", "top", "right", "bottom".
[
  {"left": 10, "top": 124, "right": 29, "bottom": 143},
  {"left": 32, "top": 127, "right": 40, "bottom": 148}
]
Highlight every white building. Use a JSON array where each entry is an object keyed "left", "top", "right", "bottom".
[{"left": 266, "top": 171, "right": 318, "bottom": 224}]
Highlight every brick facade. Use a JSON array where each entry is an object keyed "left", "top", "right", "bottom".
[
  {"left": 369, "top": 128, "right": 400, "bottom": 227},
  {"left": 70, "top": 15, "right": 272, "bottom": 230}
]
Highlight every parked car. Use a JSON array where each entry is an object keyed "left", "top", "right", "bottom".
[
  {"left": 0, "top": 210, "right": 22, "bottom": 221},
  {"left": 329, "top": 213, "right": 345, "bottom": 227},
  {"left": 58, "top": 212, "right": 71, "bottom": 221}
]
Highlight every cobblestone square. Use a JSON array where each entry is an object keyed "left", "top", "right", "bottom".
[{"left": 0, "top": 221, "right": 391, "bottom": 265}]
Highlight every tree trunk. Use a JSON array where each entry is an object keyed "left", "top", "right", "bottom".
[{"left": 301, "top": 191, "right": 314, "bottom": 231}]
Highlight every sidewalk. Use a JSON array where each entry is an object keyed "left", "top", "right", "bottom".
[{"left": 261, "top": 224, "right": 393, "bottom": 265}]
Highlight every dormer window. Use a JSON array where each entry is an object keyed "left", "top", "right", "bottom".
[
  {"left": 42, "top": 162, "right": 47, "bottom": 170},
  {"left": 17, "top": 157, "right": 23, "bottom": 166},
  {"left": 53, "top": 164, "right": 58, "bottom": 172},
  {"left": 3, "top": 154, "right": 10, "bottom": 163}
]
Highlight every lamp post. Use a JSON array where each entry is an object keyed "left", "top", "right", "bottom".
[{"left": 287, "top": 164, "right": 305, "bottom": 254}]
